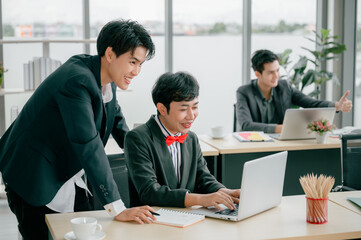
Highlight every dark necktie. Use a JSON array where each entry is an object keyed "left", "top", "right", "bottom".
[{"left": 165, "top": 134, "right": 188, "bottom": 146}]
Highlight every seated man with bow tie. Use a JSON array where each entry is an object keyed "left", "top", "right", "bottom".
[{"left": 125, "top": 72, "right": 240, "bottom": 211}]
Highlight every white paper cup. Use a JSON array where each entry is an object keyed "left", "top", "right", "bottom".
[
  {"left": 70, "top": 217, "right": 102, "bottom": 240},
  {"left": 211, "top": 126, "right": 225, "bottom": 138}
]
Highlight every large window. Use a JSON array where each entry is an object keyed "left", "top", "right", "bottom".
[
  {"left": 90, "top": 0, "right": 165, "bottom": 129},
  {"left": 173, "top": 0, "right": 243, "bottom": 135},
  {"left": 2, "top": 0, "right": 83, "bottom": 89},
  {"left": 251, "top": 0, "right": 316, "bottom": 80},
  {"left": 1, "top": 0, "right": 357, "bottom": 134},
  {"left": 355, "top": 1, "right": 361, "bottom": 128}
]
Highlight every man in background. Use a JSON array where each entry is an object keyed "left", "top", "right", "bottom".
[
  {"left": 125, "top": 72, "right": 240, "bottom": 210},
  {"left": 236, "top": 49, "right": 352, "bottom": 133},
  {"left": 0, "top": 19, "right": 156, "bottom": 239}
]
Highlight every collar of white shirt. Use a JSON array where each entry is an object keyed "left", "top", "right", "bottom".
[{"left": 102, "top": 83, "right": 113, "bottom": 103}]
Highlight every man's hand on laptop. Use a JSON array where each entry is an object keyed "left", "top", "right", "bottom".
[
  {"left": 199, "top": 190, "right": 237, "bottom": 211},
  {"left": 185, "top": 188, "right": 240, "bottom": 210},
  {"left": 218, "top": 188, "right": 240, "bottom": 204}
]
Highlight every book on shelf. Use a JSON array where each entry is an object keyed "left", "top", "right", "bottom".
[
  {"left": 33, "top": 57, "right": 41, "bottom": 89},
  {"left": 23, "top": 57, "right": 62, "bottom": 91},
  {"left": 23, "top": 63, "right": 30, "bottom": 91},
  {"left": 233, "top": 131, "right": 274, "bottom": 142},
  {"left": 154, "top": 208, "right": 205, "bottom": 228},
  {"left": 40, "top": 57, "right": 47, "bottom": 82}
]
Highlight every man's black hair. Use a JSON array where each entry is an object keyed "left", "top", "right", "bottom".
[
  {"left": 97, "top": 19, "right": 155, "bottom": 60},
  {"left": 251, "top": 49, "right": 279, "bottom": 73},
  {"left": 152, "top": 72, "right": 199, "bottom": 114}
]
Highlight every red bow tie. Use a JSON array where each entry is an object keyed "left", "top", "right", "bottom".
[{"left": 165, "top": 134, "right": 188, "bottom": 146}]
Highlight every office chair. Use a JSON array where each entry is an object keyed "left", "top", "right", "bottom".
[
  {"left": 233, "top": 103, "right": 237, "bottom": 132},
  {"left": 93, "top": 154, "right": 131, "bottom": 209},
  {"left": 333, "top": 133, "right": 361, "bottom": 191}
]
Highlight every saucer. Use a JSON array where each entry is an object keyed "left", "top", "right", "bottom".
[
  {"left": 64, "top": 231, "right": 106, "bottom": 240},
  {"left": 211, "top": 134, "right": 225, "bottom": 139}
]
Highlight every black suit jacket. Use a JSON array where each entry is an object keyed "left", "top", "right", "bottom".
[
  {"left": 0, "top": 54, "right": 129, "bottom": 207},
  {"left": 236, "top": 79, "right": 334, "bottom": 133},
  {"left": 125, "top": 116, "right": 224, "bottom": 208}
]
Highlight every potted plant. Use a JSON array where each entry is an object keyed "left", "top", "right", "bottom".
[
  {"left": 279, "top": 28, "right": 347, "bottom": 98},
  {"left": 307, "top": 119, "right": 336, "bottom": 144},
  {"left": 0, "top": 62, "right": 8, "bottom": 90}
]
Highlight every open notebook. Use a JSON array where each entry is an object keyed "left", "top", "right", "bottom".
[
  {"left": 233, "top": 131, "right": 273, "bottom": 142},
  {"left": 154, "top": 208, "right": 205, "bottom": 228}
]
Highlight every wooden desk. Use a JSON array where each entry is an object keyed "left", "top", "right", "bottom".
[
  {"left": 199, "top": 134, "right": 341, "bottom": 196},
  {"left": 329, "top": 191, "right": 361, "bottom": 216},
  {"left": 199, "top": 141, "right": 219, "bottom": 157},
  {"left": 46, "top": 193, "right": 361, "bottom": 240}
]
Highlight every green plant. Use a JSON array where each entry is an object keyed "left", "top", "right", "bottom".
[
  {"left": 280, "top": 28, "right": 347, "bottom": 98},
  {"left": 0, "top": 62, "right": 8, "bottom": 87}
]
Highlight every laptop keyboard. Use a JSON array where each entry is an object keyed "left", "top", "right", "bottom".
[
  {"left": 268, "top": 133, "right": 281, "bottom": 140},
  {"left": 215, "top": 204, "right": 239, "bottom": 216}
]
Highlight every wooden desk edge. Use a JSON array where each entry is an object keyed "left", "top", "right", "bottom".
[
  {"left": 45, "top": 215, "right": 57, "bottom": 240},
  {"left": 199, "top": 135, "right": 340, "bottom": 154}
]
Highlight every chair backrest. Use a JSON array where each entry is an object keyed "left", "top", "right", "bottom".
[
  {"left": 340, "top": 133, "right": 361, "bottom": 190},
  {"left": 233, "top": 103, "right": 237, "bottom": 132},
  {"left": 93, "top": 154, "right": 131, "bottom": 209}
]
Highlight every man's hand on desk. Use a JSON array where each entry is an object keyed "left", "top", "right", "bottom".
[
  {"left": 275, "top": 124, "right": 283, "bottom": 133},
  {"left": 114, "top": 206, "right": 156, "bottom": 224}
]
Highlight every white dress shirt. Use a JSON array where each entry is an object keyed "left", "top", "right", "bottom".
[
  {"left": 154, "top": 115, "right": 182, "bottom": 183},
  {"left": 47, "top": 83, "right": 126, "bottom": 216}
]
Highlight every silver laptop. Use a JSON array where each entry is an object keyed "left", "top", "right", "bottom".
[
  {"left": 270, "top": 108, "right": 336, "bottom": 140},
  {"left": 190, "top": 151, "right": 288, "bottom": 221}
]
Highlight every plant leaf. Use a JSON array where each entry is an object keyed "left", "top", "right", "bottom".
[
  {"left": 301, "top": 69, "right": 315, "bottom": 91},
  {"left": 321, "top": 28, "right": 330, "bottom": 39}
]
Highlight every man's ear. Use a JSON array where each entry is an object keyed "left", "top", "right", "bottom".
[
  {"left": 156, "top": 102, "right": 167, "bottom": 116},
  {"left": 105, "top": 47, "right": 114, "bottom": 62},
  {"left": 255, "top": 70, "right": 262, "bottom": 78}
]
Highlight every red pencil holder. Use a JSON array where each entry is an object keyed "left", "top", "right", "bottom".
[{"left": 306, "top": 197, "right": 328, "bottom": 224}]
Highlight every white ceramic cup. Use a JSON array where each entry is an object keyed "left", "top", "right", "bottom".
[
  {"left": 211, "top": 126, "right": 225, "bottom": 138},
  {"left": 70, "top": 217, "right": 102, "bottom": 240}
]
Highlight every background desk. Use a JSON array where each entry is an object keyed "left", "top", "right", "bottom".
[
  {"left": 46, "top": 193, "right": 361, "bottom": 240},
  {"left": 105, "top": 137, "right": 219, "bottom": 157},
  {"left": 199, "top": 134, "right": 341, "bottom": 196},
  {"left": 104, "top": 137, "right": 218, "bottom": 172},
  {"left": 329, "top": 191, "right": 361, "bottom": 216}
]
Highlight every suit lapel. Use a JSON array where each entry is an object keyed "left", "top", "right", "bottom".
[
  {"left": 100, "top": 103, "right": 107, "bottom": 140},
  {"left": 273, "top": 88, "right": 285, "bottom": 122},
  {"left": 179, "top": 137, "right": 191, "bottom": 188},
  {"left": 146, "top": 117, "right": 178, "bottom": 188},
  {"left": 252, "top": 80, "right": 265, "bottom": 121}
]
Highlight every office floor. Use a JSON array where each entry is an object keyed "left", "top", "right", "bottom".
[{"left": 0, "top": 196, "right": 18, "bottom": 240}]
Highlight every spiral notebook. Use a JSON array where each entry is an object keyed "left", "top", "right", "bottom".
[{"left": 154, "top": 208, "right": 205, "bottom": 228}]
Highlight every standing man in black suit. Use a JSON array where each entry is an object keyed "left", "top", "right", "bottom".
[
  {"left": 125, "top": 72, "right": 240, "bottom": 210},
  {"left": 236, "top": 49, "right": 353, "bottom": 133},
  {"left": 0, "top": 19, "right": 157, "bottom": 239}
]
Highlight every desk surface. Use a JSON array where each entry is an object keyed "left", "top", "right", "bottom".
[
  {"left": 199, "top": 134, "right": 341, "bottom": 154},
  {"left": 105, "top": 137, "right": 219, "bottom": 156},
  {"left": 46, "top": 193, "right": 361, "bottom": 240},
  {"left": 329, "top": 191, "right": 361, "bottom": 216}
]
